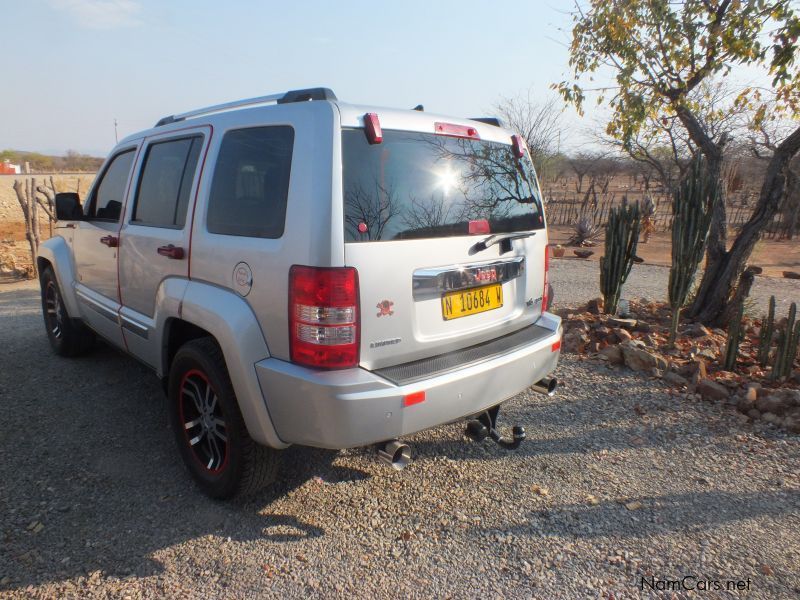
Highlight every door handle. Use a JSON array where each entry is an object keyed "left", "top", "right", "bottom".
[
  {"left": 157, "top": 244, "right": 185, "bottom": 260},
  {"left": 100, "top": 235, "right": 119, "bottom": 248}
]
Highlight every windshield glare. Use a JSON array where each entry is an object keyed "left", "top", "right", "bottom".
[{"left": 342, "top": 129, "right": 544, "bottom": 242}]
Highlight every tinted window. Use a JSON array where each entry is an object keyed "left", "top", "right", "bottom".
[
  {"left": 133, "top": 136, "right": 202, "bottom": 228},
  {"left": 89, "top": 150, "right": 136, "bottom": 221},
  {"left": 207, "top": 126, "right": 294, "bottom": 238},
  {"left": 342, "top": 129, "right": 544, "bottom": 242}
]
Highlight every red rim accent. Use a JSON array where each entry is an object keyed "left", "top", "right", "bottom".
[{"left": 178, "top": 368, "right": 230, "bottom": 474}]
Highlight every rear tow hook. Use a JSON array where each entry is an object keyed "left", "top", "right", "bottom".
[{"left": 465, "top": 405, "right": 525, "bottom": 450}]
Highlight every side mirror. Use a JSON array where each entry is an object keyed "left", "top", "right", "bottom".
[{"left": 55, "top": 193, "right": 83, "bottom": 221}]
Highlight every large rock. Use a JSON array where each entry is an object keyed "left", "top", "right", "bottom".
[
  {"left": 663, "top": 371, "right": 689, "bottom": 388},
  {"left": 574, "top": 249, "right": 594, "bottom": 259},
  {"left": 599, "top": 345, "right": 624, "bottom": 365},
  {"left": 685, "top": 323, "right": 712, "bottom": 338},
  {"left": 563, "top": 331, "right": 590, "bottom": 353},
  {"left": 697, "top": 378, "right": 730, "bottom": 401},
  {"left": 620, "top": 341, "right": 667, "bottom": 372},
  {"left": 587, "top": 298, "right": 603, "bottom": 315},
  {"left": 608, "top": 317, "right": 637, "bottom": 330},
  {"left": 736, "top": 395, "right": 755, "bottom": 414},
  {"left": 755, "top": 394, "right": 792, "bottom": 416},
  {"left": 614, "top": 328, "right": 633, "bottom": 343},
  {"left": 773, "top": 388, "right": 800, "bottom": 408},
  {"left": 784, "top": 411, "right": 800, "bottom": 434}
]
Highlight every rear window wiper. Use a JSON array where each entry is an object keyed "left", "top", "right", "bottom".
[{"left": 470, "top": 231, "right": 537, "bottom": 255}]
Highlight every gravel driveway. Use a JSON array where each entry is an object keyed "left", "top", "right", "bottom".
[
  {"left": 1, "top": 267, "right": 799, "bottom": 599},
  {"left": 550, "top": 258, "right": 800, "bottom": 315}
]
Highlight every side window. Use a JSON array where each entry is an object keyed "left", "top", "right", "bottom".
[
  {"left": 132, "top": 136, "right": 203, "bottom": 229},
  {"left": 87, "top": 150, "right": 136, "bottom": 221},
  {"left": 207, "top": 126, "right": 294, "bottom": 238}
]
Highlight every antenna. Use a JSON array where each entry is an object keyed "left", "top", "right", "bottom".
[{"left": 114, "top": 118, "right": 119, "bottom": 143}]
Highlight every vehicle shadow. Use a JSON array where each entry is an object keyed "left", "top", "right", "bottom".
[{"left": 0, "top": 329, "right": 368, "bottom": 591}]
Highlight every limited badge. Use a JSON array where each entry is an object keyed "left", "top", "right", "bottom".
[
  {"left": 232, "top": 262, "right": 253, "bottom": 297},
  {"left": 376, "top": 300, "right": 394, "bottom": 317}
]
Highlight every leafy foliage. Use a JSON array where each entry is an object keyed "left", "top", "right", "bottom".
[{"left": 556, "top": 0, "right": 799, "bottom": 147}]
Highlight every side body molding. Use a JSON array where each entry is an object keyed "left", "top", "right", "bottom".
[
  {"left": 175, "top": 281, "right": 288, "bottom": 449},
  {"left": 37, "top": 236, "right": 80, "bottom": 319}
]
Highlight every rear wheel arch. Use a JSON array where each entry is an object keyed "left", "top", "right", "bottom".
[{"left": 162, "top": 318, "right": 214, "bottom": 377}]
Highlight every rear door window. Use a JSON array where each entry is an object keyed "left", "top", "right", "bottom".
[
  {"left": 206, "top": 126, "right": 294, "bottom": 238},
  {"left": 342, "top": 129, "right": 544, "bottom": 242},
  {"left": 132, "top": 136, "right": 203, "bottom": 228}
]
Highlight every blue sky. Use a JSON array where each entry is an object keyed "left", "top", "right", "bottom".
[{"left": 0, "top": 0, "right": 581, "bottom": 156}]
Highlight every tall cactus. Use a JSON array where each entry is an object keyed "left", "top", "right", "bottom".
[
  {"left": 724, "top": 301, "right": 745, "bottom": 371},
  {"left": 758, "top": 295, "right": 776, "bottom": 367},
  {"left": 600, "top": 202, "right": 641, "bottom": 315},
  {"left": 772, "top": 302, "right": 798, "bottom": 380},
  {"left": 668, "top": 156, "right": 717, "bottom": 344}
]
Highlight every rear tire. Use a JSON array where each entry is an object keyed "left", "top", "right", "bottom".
[
  {"left": 168, "top": 337, "right": 279, "bottom": 499},
  {"left": 40, "top": 266, "right": 95, "bottom": 356}
]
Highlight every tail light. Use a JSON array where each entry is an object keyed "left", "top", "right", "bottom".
[
  {"left": 511, "top": 134, "right": 525, "bottom": 158},
  {"left": 364, "top": 113, "right": 382, "bottom": 144},
  {"left": 542, "top": 246, "right": 551, "bottom": 312},
  {"left": 289, "top": 266, "right": 360, "bottom": 369}
]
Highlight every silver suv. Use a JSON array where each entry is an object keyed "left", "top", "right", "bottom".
[{"left": 38, "top": 87, "right": 562, "bottom": 498}]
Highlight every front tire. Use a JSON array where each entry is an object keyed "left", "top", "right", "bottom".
[
  {"left": 168, "top": 337, "right": 279, "bottom": 499},
  {"left": 40, "top": 266, "right": 95, "bottom": 356}
]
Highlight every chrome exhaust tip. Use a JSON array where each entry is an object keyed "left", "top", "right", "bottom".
[
  {"left": 532, "top": 376, "right": 557, "bottom": 397},
  {"left": 377, "top": 440, "right": 412, "bottom": 470}
]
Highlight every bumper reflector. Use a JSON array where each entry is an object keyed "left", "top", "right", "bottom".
[{"left": 403, "top": 391, "right": 426, "bottom": 407}]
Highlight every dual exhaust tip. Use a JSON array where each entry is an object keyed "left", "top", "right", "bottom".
[
  {"left": 377, "top": 440, "right": 412, "bottom": 470},
  {"left": 376, "top": 377, "right": 556, "bottom": 469},
  {"left": 532, "top": 376, "right": 558, "bottom": 397}
]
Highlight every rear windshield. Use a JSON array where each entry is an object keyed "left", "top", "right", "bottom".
[{"left": 342, "top": 129, "right": 544, "bottom": 242}]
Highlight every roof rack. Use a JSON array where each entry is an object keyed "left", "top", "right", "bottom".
[
  {"left": 469, "top": 117, "right": 503, "bottom": 127},
  {"left": 154, "top": 87, "right": 337, "bottom": 127}
]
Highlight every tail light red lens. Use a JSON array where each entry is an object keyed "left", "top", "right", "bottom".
[
  {"left": 542, "top": 246, "right": 551, "bottom": 312},
  {"left": 364, "top": 113, "right": 383, "bottom": 145},
  {"left": 289, "top": 265, "right": 360, "bottom": 369},
  {"left": 511, "top": 134, "right": 525, "bottom": 158}
]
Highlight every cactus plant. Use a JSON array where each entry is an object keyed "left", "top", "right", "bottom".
[
  {"left": 772, "top": 302, "right": 798, "bottom": 380},
  {"left": 667, "top": 156, "right": 716, "bottom": 344},
  {"left": 724, "top": 301, "right": 745, "bottom": 371},
  {"left": 758, "top": 295, "right": 776, "bottom": 367},
  {"left": 600, "top": 202, "right": 641, "bottom": 315}
]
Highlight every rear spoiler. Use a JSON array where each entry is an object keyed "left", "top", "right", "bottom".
[{"left": 469, "top": 117, "right": 504, "bottom": 127}]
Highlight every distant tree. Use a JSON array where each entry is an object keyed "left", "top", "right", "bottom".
[
  {"left": 557, "top": 0, "right": 800, "bottom": 326},
  {"left": 25, "top": 153, "right": 54, "bottom": 172},
  {"left": 494, "top": 93, "right": 565, "bottom": 181}
]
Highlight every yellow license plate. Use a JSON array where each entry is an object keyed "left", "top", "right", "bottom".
[{"left": 441, "top": 284, "right": 503, "bottom": 320}]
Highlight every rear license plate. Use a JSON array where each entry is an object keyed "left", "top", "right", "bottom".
[{"left": 441, "top": 284, "right": 503, "bottom": 320}]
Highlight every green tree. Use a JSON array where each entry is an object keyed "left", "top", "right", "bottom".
[{"left": 557, "top": 0, "right": 800, "bottom": 326}]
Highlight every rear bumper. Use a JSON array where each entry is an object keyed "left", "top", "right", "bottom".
[{"left": 255, "top": 313, "right": 562, "bottom": 449}]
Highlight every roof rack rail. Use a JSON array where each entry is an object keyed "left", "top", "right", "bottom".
[
  {"left": 154, "top": 87, "right": 337, "bottom": 127},
  {"left": 469, "top": 117, "right": 503, "bottom": 127}
]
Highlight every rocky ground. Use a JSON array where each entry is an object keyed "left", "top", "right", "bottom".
[{"left": 1, "top": 264, "right": 799, "bottom": 599}]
